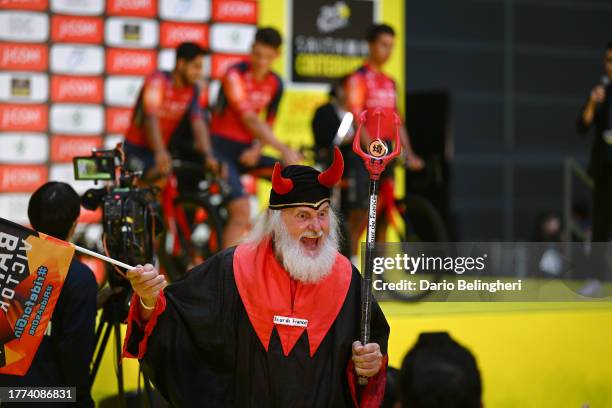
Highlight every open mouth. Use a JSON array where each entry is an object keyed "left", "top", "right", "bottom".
[{"left": 300, "top": 236, "right": 320, "bottom": 252}]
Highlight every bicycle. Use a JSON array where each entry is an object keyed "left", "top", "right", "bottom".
[
  {"left": 155, "top": 160, "right": 275, "bottom": 280},
  {"left": 365, "top": 172, "right": 450, "bottom": 302},
  {"left": 309, "top": 115, "right": 449, "bottom": 301},
  {"left": 154, "top": 160, "right": 226, "bottom": 281},
  {"left": 356, "top": 111, "right": 450, "bottom": 302}
]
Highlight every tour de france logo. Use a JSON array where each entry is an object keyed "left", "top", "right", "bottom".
[{"left": 368, "top": 139, "right": 388, "bottom": 157}]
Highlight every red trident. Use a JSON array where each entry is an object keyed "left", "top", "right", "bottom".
[
  {"left": 351, "top": 107, "right": 401, "bottom": 386},
  {"left": 351, "top": 108, "right": 402, "bottom": 180}
]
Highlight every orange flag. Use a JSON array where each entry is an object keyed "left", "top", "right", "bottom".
[{"left": 0, "top": 217, "right": 74, "bottom": 376}]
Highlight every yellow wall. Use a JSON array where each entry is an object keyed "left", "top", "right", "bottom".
[
  {"left": 95, "top": 303, "right": 612, "bottom": 407},
  {"left": 257, "top": 0, "right": 408, "bottom": 199},
  {"left": 258, "top": 0, "right": 407, "bottom": 150},
  {"left": 383, "top": 302, "right": 612, "bottom": 408}
]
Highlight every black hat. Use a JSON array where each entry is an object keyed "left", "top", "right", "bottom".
[{"left": 269, "top": 147, "right": 343, "bottom": 210}]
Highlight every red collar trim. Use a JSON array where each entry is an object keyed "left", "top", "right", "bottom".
[
  {"left": 234, "top": 237, "right": 352, "bottom": 357},
  {"left": 364, "top": 62, "right": 382, "bottom": 74}
]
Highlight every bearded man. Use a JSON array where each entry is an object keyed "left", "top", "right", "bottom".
[{"left": 123, "top": 147, "right": 390, "bottom": 407}]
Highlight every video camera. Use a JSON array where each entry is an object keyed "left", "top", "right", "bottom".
[{"left": 73, "top": 145, "right": 161, "bottom": 276}]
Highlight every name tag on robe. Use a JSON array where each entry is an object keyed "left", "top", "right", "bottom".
[{"left": 273, "top": 315, "right": 308, "bottom": 328}]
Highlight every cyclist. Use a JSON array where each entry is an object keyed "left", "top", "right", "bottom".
[
  {"left": 210, "top": 27, "right": 302, "bottom": 247},
  {"left": 123, "top": 42, "right": 219, "bottom": 182},
  {"left": 344, "top": 23, "right": 424, "bottom": 258}
]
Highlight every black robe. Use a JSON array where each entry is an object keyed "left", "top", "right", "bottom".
[{"left": 123, "top": 246, "right": 390, "bottom": 407}]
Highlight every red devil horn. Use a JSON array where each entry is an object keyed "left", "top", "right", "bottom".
[
  {"left": 318, "top": 146, "right": 344, "bottom": 187},
  {"left": 271, "top": 162, "right": 294, "bottom": 194}
]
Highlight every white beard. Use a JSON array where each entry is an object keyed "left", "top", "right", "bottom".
[{"left": 242, "top": 209, "right": 340, "bottom": 284}]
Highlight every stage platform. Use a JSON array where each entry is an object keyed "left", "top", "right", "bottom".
[{"left": 92, "top": 300, "right": 612, "bottom": 407}]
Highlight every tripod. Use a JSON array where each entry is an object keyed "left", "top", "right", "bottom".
[
  {"left": 89, "top": 257, "right": 163, "bottom": 408},
  {"left": 86, "top": 181, "right": 160, "bottom": 407},
  {"left": 90, "top": 283, "right": 130, "bottom": 408}
]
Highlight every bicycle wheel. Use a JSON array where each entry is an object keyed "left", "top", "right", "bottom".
[
  {"left": 400, "top": 194, "right": 448, "bottom": 242},
  {"left": 381, "top": 194, "right": 450, "bottom": 302},
  {"left": 158, "top": 194, "right": 224, "bottom": 280}
]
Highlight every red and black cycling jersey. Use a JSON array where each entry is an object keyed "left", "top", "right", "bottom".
[
  {"left": 210, "top": 61, "right": 283, "bottom": 144},
  {"left": 124, "top": 71, "right": 202, "bottom": 148},
  {"left": 345, "top": 64, "right": 399, "bottom": 140}
]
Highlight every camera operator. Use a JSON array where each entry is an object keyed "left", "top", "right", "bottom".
[
  {"left": 577, "top": 42, "right": 612, "bottom": 294},
  {"left": 0, "top": 182, "right": 97, "bottom": 407}
]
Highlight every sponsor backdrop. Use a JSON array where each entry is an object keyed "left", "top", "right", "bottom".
[
  {"left": 0, "top": 0, "right": 405, "bottom": 221},
  {"left": 0, "top": 0, "right": 259, "bottom": 224},
  {"left": 290, "top": 0, "right": 374, "bottom": 84}
]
